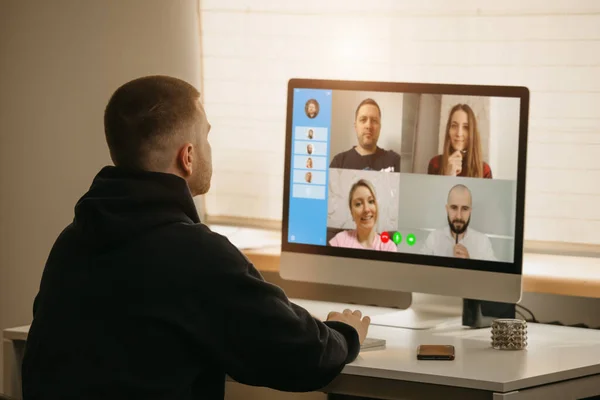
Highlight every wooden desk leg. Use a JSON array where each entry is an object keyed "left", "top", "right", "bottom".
[{"left": 3, "top": 339, "right": 24, "bottom": 399}]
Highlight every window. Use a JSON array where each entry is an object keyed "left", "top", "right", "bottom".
[{"left": 198, "top": 0, "right": 600, "bottom": 247}]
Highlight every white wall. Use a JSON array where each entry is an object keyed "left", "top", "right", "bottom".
[
  {"left": 200, "top": 0, "right": 600, "bottom": 246},
  {"left": 489, "top": 98, "right": 521, "bottom": 181},
  {"left": 0, "top": 0, "right": 201, "bottom": 392},
  {"left": 329, "top": 90, "right": 404, "bottom": 160}
]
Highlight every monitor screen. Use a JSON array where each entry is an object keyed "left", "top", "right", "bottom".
[{"left": 282, "top": 79, "right": 529, "bottom": 276}]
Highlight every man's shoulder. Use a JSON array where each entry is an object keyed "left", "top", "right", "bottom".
[
  {"left": 377, "top": 148, "right": 401, "bottom": 167},
  {"left": 330, "top": 148, "right": 357, "bottom": 167},
  {"left": 132, "top": 222, "right": 253, "bottom": 281},
  {"left": 466, "top": 228, "right": 490, "bottom": 241},
  {"left": 335, "top": 148, "right": 357, "bottom": 158},
  {"left": 177, "top": 223, "right": 250, "bottom": 263},
  {"left": 425, "top": 227, "right": 447, "bottom": 241},
  {"left": 378, "top": 147, "right": 400, "bottom": 158},
  {"left": 431, "top": 226, "right": 448, "bottom": 234}
]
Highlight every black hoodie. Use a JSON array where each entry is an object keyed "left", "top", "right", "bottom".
[{"left": 21, "top": 166, "right": 360, "bottom": 400}]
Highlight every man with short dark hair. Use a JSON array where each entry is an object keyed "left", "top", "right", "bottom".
[
  {"left": 329, "top": 98, "right": 400, "bottom": 172},
  {"left": 21, "top": 75, "right": 370, "bottom": 400}
]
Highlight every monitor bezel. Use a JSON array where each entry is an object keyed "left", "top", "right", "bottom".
[{"left": 281, "top": 78, "right": 529, "bottom": 276}]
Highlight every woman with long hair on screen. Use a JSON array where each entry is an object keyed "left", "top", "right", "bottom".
[
  {"left": 329, "top": 179, "right": 397, "bottom": 252},
  {"left": 427, "top": 103, "right": 493, "bottom": 178}
]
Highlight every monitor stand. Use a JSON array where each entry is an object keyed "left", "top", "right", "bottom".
[
  {"left": 369, "top": 293, "right": 463, "bottom": 330},
  {"left": 291, "top": 294, "right": 513, "bottom": 330},
  {"left": 462, "top": 298, "right": 517, "bottom": 328}
]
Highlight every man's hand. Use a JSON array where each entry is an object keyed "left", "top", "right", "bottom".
[
  {"left": 454, "top": 243, "right": 470, "bottom": 259},
  {"left": 326, "top": 309, "right": 371, "bottom": 344}
]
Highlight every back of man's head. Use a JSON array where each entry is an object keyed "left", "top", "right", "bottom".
[{"left": 104, "top": 75, "right": 200, "bottom": 172}]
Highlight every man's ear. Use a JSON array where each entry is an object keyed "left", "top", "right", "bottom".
[{"left": 176, "top": 143, "right": 194, "bottom": 177}]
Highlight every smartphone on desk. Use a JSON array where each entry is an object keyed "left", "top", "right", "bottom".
[{"left": 416, "top": 345, "right": 455, "bottom": 360}]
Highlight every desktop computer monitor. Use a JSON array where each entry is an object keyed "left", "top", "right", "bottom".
[{"left": 280, "top": 78, "right": 529, "bottom": 314}]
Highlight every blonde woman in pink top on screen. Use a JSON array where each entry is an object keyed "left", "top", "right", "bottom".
[{"left": 329, "top": 179, "right": 397, "bottom": 252}]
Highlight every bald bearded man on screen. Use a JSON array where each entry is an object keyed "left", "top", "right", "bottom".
[{"left": 420, "top": 184, "right": 497, "bottom": 261}]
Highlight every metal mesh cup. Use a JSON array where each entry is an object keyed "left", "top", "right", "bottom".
[{"left": 491, "top": 318, "right": 528, "bottom": 350}]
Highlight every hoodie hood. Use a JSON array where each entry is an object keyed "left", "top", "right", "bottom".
[{"left": 73, "top": 166, "right": 200, "bottom": 250}]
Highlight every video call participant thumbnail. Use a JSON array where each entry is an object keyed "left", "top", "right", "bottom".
[
  {"left": 419, "top": 184, "right": 497, "bottom": 261},
  {"left": 305, "top": 99, "right": 319, "bottom": 119},
  {"left": 427, "top": 104, "right": 493, "bottom": 178},
  {"left": 329, "top": 99, "right": 400, "bottom": 172},
  {"left": 329, "top": 179, "right": 397, "bottom": 252}
]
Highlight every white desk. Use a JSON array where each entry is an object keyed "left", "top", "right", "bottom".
[
  {"left": 4, "top": 299, "right": 600, "bottom": 400},
  {"left": 294, "top": 299, "right": 600, "bottom": 399}
]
